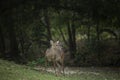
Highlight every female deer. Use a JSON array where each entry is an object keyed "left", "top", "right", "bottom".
[{"left": 45, "top": 40, "right": 64, "bottom": 76}]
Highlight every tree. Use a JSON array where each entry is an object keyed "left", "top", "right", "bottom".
[{"left": 44, "top": 9, "right": 52, "bottom": 42}]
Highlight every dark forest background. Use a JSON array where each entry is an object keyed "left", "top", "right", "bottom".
[{"left": 0, "top": 0, "right": 120, "bottom": 66}]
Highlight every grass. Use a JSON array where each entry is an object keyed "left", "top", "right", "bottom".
[{"left": 0, "top": 59, "right": 120, "bottom": 80}]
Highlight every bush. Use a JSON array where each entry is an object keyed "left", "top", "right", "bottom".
[
  {"left": 75, "top": 39, "right": 120, "bottom": 66},
  {"left": 27, "top": 60, "right": 37, "bottom": 67},
  {"left": 36, "top": 57, "right": 45, "bottom": 66},
  {"left": 27, "top": 57, "right": 46, "bottom": 67}
]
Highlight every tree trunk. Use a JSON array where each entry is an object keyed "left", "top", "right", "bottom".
[
  {"left": 71, "top": 14, "right": 76, "bottom": 58},
  {"left": 58, "top": 26, "right": 68, "bottom": 46},
  {"left": 96, "top": 21, "right": 100, "bottom": 41},
  {"left": 67, "top": 20, "right": 75, "bottom": 59},
  {"left": 44, "top": 9, "right": 52, "bottom": 42},
  {"left": 19, "top": 31, "right": 25, "bottom": 56},
  {"left": 87, "top": 24, "right": 90, "bottom": 41},
  {"left": 67, "top": 13, "right": 77, "bottom": 59},
  {"left": 8, "top": 26, "right": 21, "bottom": 62},
  {"left": 0, "top": 26, "right": 5, "bottom": 54},
  {"left": 5, "top": 14, "right": 21, "bottom": 62}
]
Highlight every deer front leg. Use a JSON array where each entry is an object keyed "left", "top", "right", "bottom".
[
  {"left": 53, "top": 60, "right": 57, "bottom": 75},
  {"left": 56, "top": 61, "right": 61, "bottom": 76},
  {"left": 62, "top": 61, "right": 65, "bottom": 75}
]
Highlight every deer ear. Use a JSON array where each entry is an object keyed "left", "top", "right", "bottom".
[
  {"left": 50, "top": 40, "right": 54, "bottom": 45},
  {"left": 56, "top": 40, "right": 60, "bottom": 44}
]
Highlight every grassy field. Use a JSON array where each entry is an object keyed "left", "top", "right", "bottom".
[{"left": 0, "top": 59, "right": 120, "bottom": 80}]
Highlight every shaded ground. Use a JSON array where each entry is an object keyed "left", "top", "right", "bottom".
[
  {"left": 34, "top": 66, "right": 120, "bottom": 80},
  {"left": 34, "top": 66, "right": 120, "bottom": 76}
]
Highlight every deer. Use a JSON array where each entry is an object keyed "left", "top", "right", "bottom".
[{"left": 45, "top": 40, "right": 65, "bottom": 76}]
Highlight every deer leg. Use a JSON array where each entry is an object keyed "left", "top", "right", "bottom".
[
  {"left": 62, "top": 61, "right": 65, "bottom": 76},
  {"left": 53, "top": 60, "right": 56, "bottom": 74},
  {"left": 60, "top": 61, "right": 64, "bottom": 75},
  {"left": 56, "top": 61, "right": 61, "bottom": 75}
]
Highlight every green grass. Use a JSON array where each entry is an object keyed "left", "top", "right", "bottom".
[{"left": 0, "top": 59, "right": 120, "bottom": 80}]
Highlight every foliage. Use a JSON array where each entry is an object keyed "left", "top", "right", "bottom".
[
  {"left": 75, "top": 39, "right": 120, "bottom": 66},
  {"left": 27, "top": 60, "right": 37, "bottom": 67},
  {"left": 27, "top": 57, "right": 46, "bottom": 67}
]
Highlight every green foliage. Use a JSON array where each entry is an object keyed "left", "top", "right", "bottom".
[
  {"left": 36, "top": 57, "right": 46, "bottom": 66},
  {"left": 27, "top": 60, "right": 37, "bottom": 67},
  {"left": 27, "top": 57, "right": 46, "bottom": 67}
]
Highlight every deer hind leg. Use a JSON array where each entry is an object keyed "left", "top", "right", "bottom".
[
  {"left": 60, "top": 61, "right": 65, "bottom": 75},
  {"left": 59, "top": 58, "right": 65, "bottom": 75},
  {"left": 61, "top": 61, "right": 65, "bottom": 76}
]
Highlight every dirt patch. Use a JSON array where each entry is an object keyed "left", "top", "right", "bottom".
[{"left": 33, "top": 67, "right": 107, "bottom": 75}]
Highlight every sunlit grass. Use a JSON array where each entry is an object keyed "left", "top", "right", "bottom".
[{"left": 0, "top": 59, "right": 120, "bottom": 80}]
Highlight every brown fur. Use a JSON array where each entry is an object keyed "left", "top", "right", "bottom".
[{"left": 45, "top": 40, "right": 64, "bottom": 76}]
